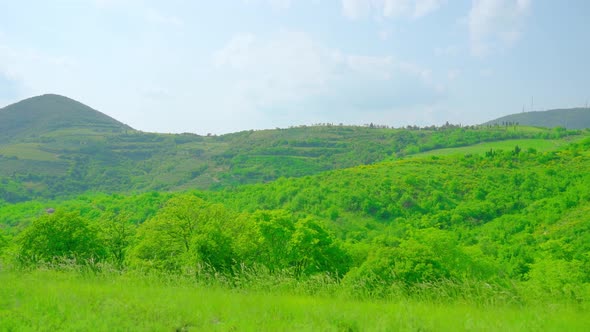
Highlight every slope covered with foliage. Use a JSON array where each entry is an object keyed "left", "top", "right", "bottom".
[
  {"left": 2, "top": 135, "right": 589, "bottom": 307},
  {"left": 1, "top": 108, "right": 590, "bottom": 329},
  {"left": 1, "top": 95, "right": 584, "bottom": 203}
]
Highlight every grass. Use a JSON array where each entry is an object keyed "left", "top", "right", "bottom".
[
  {"left": 0, "top": 143, "right": 59, "bottom": 161},
  {"left": 1, "top": 269, "right": 588, "bottom": 331},
  {"left": 410, "top": 137, "right": 584, "bottom": 158}
]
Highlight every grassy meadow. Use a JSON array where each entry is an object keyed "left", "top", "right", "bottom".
[
  {"left": 1, "top": 269, "right": 588, "bottom": 331},
  {"left": 409, "top": 136, "right": 585, "bottom": 158}
]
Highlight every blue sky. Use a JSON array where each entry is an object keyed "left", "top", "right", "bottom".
[{"left": 0, "top": 0, "right": 589, "bottom": 134}]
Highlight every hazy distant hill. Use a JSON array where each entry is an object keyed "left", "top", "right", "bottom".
[
  {"left": 0, "top": 94, "right": 132, "bottom": 143},
  {"left": 484, "top": 108, "right": 590, "bottom": 129}
]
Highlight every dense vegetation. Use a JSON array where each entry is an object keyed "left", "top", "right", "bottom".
[
  {"left": 1, "top": 95, "right": 589, "bottom": 330},
  {"left": 1, "top": 95, "right": 583, "bottom": 203},
  {"left": 2, "top": 134, "right": 589, "bottom": 301}
]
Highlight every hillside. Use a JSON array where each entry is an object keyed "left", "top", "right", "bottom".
[
  {"left": 484, "top": 107, "right": 590, "bottom": 129},
  {"left": 1, "top": 135, "right": 589, "bottom": 304},
  {"left": 0, "top": 94, "right": 132, "bottom": 143},
  {"left": 0, "top": 95, "right": 587, "bottom": 203},
  {"left": 1, "top": 101, "right": 589, "bottom": 329}
]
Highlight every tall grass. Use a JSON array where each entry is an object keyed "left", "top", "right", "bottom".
[{"left": 1, "top": 265, "right": 588, "bottom": 331}]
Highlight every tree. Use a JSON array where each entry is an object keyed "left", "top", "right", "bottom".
[
  {"left": 17, "top": 211, "right": 106, "bottom": 265},
  {"left": 0, "top": 228, "right": 8, "bottom": 255},
  {"left": 128, "top": 195, "right": 208, "bottom": 271},
  {"left": 188, "top": 204, "right": 236, "bottom": 272},
  {"left": 251, "top": 209, "right": 295, "bottom": 272},
  {"left": 513, "top": 145, "right": 521, "bottom": 156},
  {"left": 525, "top": 258, "right": 587, "bottom": 300},
  {"left": 99, "top": 211, "right": 136, "bottom": 267},
  {"left": 128, "top": 196, "right": 240, "bottom": 273},
  {"left": 288, "top": 217, "right": 351, "bottom": 277},
  {"left": 343, "top": 228, "right": 477, "bottom": 291}
]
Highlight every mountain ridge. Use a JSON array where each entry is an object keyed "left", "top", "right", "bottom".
[
  {"left": 5, "top": 94, "right": 590, "bottom": 136},
  {"left": 483, "top": 107, "right": 590, "bottom": 129},
  {"left": 0, "top": 94, "right": 586, "bottom": 202}
]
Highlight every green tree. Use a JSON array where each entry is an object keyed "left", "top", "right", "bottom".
[
  {"left": 188, "top": 204, "right": 236, "bottom": 272},
  {"left": 0, "top": 228, "right": 8, "bottom": 256},
  {"left": 128, "top": 195, "right": 208, "bottom": 271},
  {"left": 17, "top": 211, "right": 106, "bottom": 265},
  {"left": 288, "top": 217, "right": 350, "bottom": 276},
  {"left": 513, "top": 145, "right": 521, "bottom": 155},
  {"left": 250, "top": 210, "right": 295, "bottom": 272},
  {"left": 99, "top": 212, "right": 136, "bottom": 267},
  {"left": 343, "top": 228, "right": 478, "bottom": 291},
  {"left": 525, "top": 258, "right": 587, "bottom": 301}
]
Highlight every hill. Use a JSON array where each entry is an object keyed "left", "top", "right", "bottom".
[
  {"left": 0, "top": 94, "right": 132, "bottom": 143},
  {"left": 1, "top": 100, "right": 589, "bottom": 327},
  {"left": 1, "top": 135, "right": 589, "bottom": 305},
  {"left": 0, "top": 95, "right": 586, "bottom": 203},
  {"left": 484, "top": 107, "right": 590, "bottom": 129}
]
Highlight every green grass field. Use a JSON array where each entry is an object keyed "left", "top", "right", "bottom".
[
  {"left": 1, "top": 270, "right": 588, "bottom": 331},
  {"left": 410, "top": 137, "right": 584, "bottom": 158},
  {"left": 0, "top": 143, "right": 59, "bottom": 161}
]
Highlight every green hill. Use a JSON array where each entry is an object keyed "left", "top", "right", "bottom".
[
  {"left": 1, "top": 99, "right": 589, "bottom": 328},
  {"left": 0, "top": 94, "right": 132, "bottom": 143},
  {"left": 484, "top": 107, "right": 590, "bottom": 129},
  {"left": 0, "top": 95, "right": 586, "bottom": 203},
  {"left": 2, "top": 135, "right": 589, "bottom": 304}
]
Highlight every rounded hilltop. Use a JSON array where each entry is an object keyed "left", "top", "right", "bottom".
[{"left": 0, "top": 94, "right": 133, "bottom": 143}]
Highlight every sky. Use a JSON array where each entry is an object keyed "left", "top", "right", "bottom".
[{"left": 0, "top": 0, "right": 589, "bottom": 134}]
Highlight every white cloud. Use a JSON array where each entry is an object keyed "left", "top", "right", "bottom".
[
  {"left": 243, "top": 0, "right": 293, "bottom": 10},
  {"left": 268, "top": 0, "right": 293, "bottom": 9},
  {"left": 345, "top": 54, "right": 395, "bottom": 80},
  {"left": 0, "top": 41, "right": 78, "bottom": 96},
  {"left": 144, "top": 8, "right": 184, "bottom": 27},
  {"left": 434, "top": 45, "right": 458, "bottom": 56},
  {"left": 342, "top": 0, "right": 446, "bottom": 20},
  {"left": 413, "top": 0, "right": 445, "bottom": 17},
  {"left": 143, "top": 87, "right": 173, "bottom": 101},
  {"left": 89, "top": 1, "right": 184, "bottom": 27},
  {"left": 342, "top": 0, "right": 369, "bottom": 19},
  {"left": 468, "top": 0, "right": 532, "bottom": 56},
  {"left": 378, "top": 27, "right": 393, "bottom": 40},
  {"left": 0, "top": 71, "right": 22, "bottom": 103},
  {"left": 447, "top": 69, "right": 459, "bottom": 81},
  {"left": 212, "top": 30, "right": 442, "bottom": 128},
  {"left": 480, "top": 68, "right": 494, "bottom": 77},
  {"left": 92, "top": 0, "right": 138, "bottom": 9},
  {"left": 213, "top": 31, "right": 336, "bottom": 108},
  {"left": 93, "top": 0, "right": 117, "bottom": 8}
]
